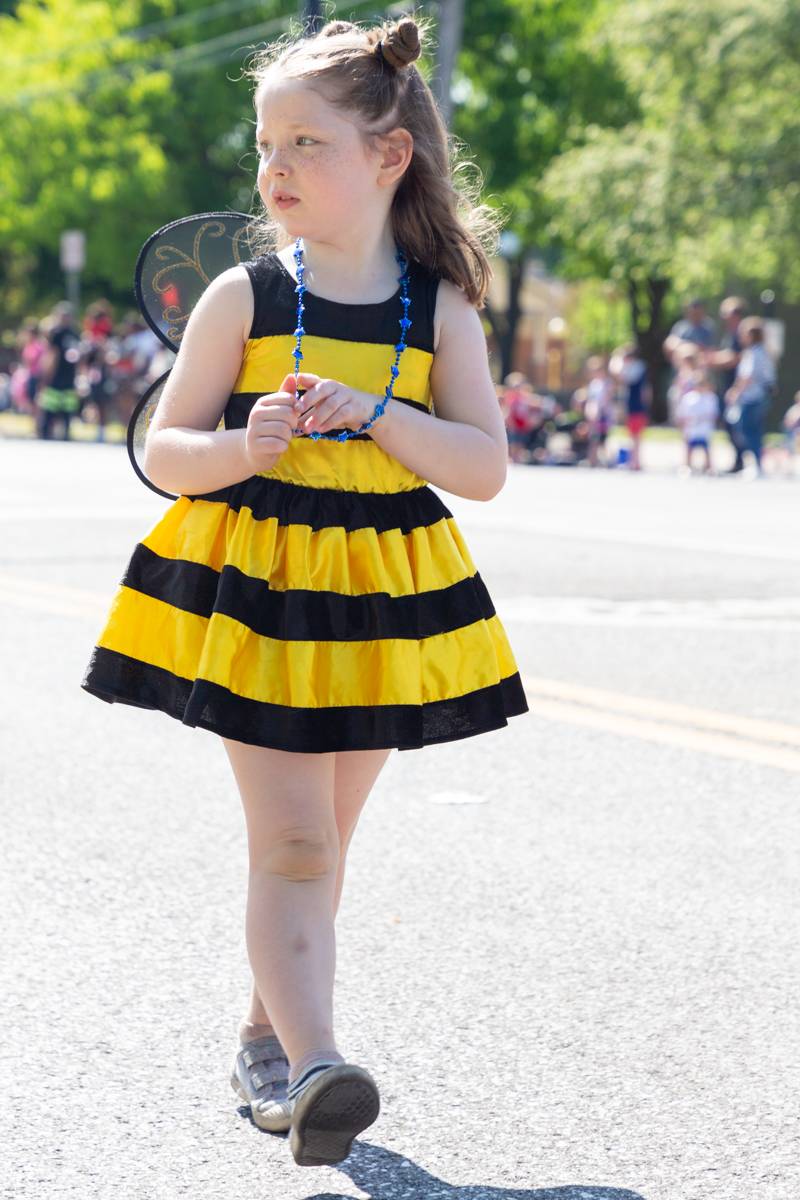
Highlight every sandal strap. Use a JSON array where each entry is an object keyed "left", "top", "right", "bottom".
[
  {"left": 249, "top": 1060, "right": 288, "bottom": 1089},
  {"left": 240, "top": 1034, "right": 288, "bottom": 1070}
]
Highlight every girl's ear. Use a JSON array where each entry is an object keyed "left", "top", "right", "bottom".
[{"left": 376, "top": 127, "right": 413, "bottom": 187}]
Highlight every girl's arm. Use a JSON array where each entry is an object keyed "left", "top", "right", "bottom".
[
  {"left": 368, "top": 281, "right": 508, "bottom": 501},
  {"left": 143, "top": 267, "right": 258, "bottom": 495}
]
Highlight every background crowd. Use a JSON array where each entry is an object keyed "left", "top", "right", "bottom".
[
  {"left": 2, "top": 291, "right": 799, "bottom": 478},
  {"left": 500, "top": 295, "right": 800, "bottom": 478},
  {"left": 1, "top": 299, "right": 170, "bottom": 443}
]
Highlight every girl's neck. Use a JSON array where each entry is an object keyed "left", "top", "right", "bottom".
[{"left": 288, "top": 227, "right": 401, "bottom": 305}]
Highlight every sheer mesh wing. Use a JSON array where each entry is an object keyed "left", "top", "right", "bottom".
[
  {"left": 126, "top": 371, "right": 177, "bottom": 501},
  {"left": 133, "top": 211, "right": 257, "bottom": 350},
  {"left": 128, "top": 211, "right": 259, "bottom": 497}
]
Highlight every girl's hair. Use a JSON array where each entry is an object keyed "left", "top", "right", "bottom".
[
  {"left": 738, "top": 316, "right": 765, "bottom": 344},
  {"left": 243, "top": 14, "right": 503, "bottom": 308}
]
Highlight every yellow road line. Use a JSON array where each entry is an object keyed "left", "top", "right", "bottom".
[
  {"left": 521, "top": 674, "right": 800, "bottom": 748},
  {"left": 2, "top": 570, "right": 798, "bottom": 772},
  {"left": 521, "top": 677, "right": 800, "bottom": 773}
]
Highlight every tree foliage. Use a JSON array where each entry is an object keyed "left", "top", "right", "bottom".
[
  {"left": 450, "top": 0, "right": 634, "bottom": 375},
  {"left": 544, "top": 0, "right": 800, "bottom": 300},
  {"left": 0, "top": 0, "right": 295, "bottom": 316}
]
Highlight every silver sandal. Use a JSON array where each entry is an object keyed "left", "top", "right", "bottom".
[{"left": 230, "top": 1033, "right": 292, "bottom": 1133}]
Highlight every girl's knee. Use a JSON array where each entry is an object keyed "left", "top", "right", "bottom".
[{"left": 256, "top": 825, "right": 339, "bottom": 882}]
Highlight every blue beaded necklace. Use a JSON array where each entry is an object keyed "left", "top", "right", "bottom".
[{"left": 290, "top": 236, "right": 412, "bottom": 441}]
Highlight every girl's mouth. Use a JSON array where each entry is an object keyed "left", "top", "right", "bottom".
[{"left": 275, "top": 196, "right": 299, "bottom": 210}]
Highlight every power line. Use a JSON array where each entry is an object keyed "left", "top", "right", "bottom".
[
  {"left": 2, "top": 14, "right": 294, "bottom": 109},
  {"left": 0, "top": 0, "right": 396, "bottom": 111},
  {"left": 16, "top": 0, "right": 281, "bottom": 68}
]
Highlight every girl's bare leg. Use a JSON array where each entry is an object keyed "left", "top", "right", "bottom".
[
  {"left": 233, "top": 746, "right": 392, "bottom": 1041},
  {"left": 223, "top": 739, "right": 341, "bottom": 1071}
]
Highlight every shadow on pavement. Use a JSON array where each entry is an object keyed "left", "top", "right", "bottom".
[{"left": 293, "top": 1139, "right": 648, "bottom": 1200}]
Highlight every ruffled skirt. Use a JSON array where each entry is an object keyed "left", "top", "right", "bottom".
[{"left": 80, "top": 476, "right": 529, "bottom": 752}]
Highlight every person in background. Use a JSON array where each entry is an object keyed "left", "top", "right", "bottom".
[
  {"left": 38, "top": 302, "right": 83, "bottom": 440},
  {"left": 724, "top": 316, "right": 776, "bottom": 478},
  {"left": 676, "top": 367, "right": 718, "bottom": 475},
  {"left": 609, "top": 343, "right": 650, "bottom": 471},
  {"left": 79, "top": 336, "right": 114, "bottom": 442},
  {"left": 666, "top": 342, "right": 701, "bottom": 426},
  {"left": 708, "top": 296, "right": 747, "bottom": 474},
  {"left": 83, "top": 299, "right": 115, "bottom": 342},
  {"left": 780, "top": 392, "right": 800, "bottom": 474},
  {"left": 583, "top": 355, "right": 616, "bottom": 468},
  {"left": 501, "top": 371, "right": 538, "bottom": 464},
  {"left": 16, "top": 319, "right": 48, "bottom": 412},
  {"left": 663, "top": 297, "right": 717, "bottom": 361}
]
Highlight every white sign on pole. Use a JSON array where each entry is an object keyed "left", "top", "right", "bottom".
[{"left": 60, "top": 230, "right": 85, "bottom": 272}]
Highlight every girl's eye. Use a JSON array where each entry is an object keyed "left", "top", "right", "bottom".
[{"left": 257, "top": 137, "right": 316, "bottom": 154}]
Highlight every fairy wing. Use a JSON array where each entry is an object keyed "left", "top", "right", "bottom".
[{"left": 127, "top": 211, "right": 259, "bottom": 499}]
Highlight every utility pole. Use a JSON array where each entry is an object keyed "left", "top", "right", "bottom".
[
  {"left": 302, "top": 0, "right": 323, "bottom": 35},
  {"left": 432, "top": 0, "right": 464, "bottom": 127}
]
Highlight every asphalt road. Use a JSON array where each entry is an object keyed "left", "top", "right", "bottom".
[{"left": 2, "top": 437, "right": 799, "bottom": 1200}]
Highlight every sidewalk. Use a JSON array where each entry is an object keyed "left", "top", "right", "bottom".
[{"left": 1, "top": 409, "right": 794, "bottom": 476}]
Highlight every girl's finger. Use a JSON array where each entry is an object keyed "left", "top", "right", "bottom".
[
  {"left": 293, "top": 372, "right": 322, "bottom": 389},
  {"left": 302, "top": 381, "right": 338, "bottom": 412},
  {"left": 306, "top": 397, "right": 348, "bottom": 434}
]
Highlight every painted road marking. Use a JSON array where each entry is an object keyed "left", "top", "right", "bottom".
[
  {"left": 1, "top": 571, "right": 798, "bottom": 772},
  {"left": 521, "top": 676, "right": 800, "bottom": 774}
]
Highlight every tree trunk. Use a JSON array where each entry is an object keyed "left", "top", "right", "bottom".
[
  {"left": 627, "top": 275, "right": 672, "bottom": 424},
  {"left": 484, "top": 253, "right": 527, "bottom": 381}
]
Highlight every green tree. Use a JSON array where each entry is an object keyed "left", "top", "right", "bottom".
[
  {"left": 0, "top": 0, "right": 297, "bottom": 319},
  {"left": 450, "top": 0, "right": 634, "bottom": 377},
  {"left": 542, "top": 0, "right": 800, "bottom": 417}
]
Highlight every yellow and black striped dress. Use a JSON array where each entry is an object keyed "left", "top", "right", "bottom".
[{"left": 80, "top": 252, "right": 529, "bottom": 752}]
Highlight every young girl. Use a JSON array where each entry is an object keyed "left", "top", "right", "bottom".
[
  {"left": 676, "top": 367, "right": 718, "bottom": 474},
  {"left": 80, "top": 15, "right": 529, "bottom": 1168}
]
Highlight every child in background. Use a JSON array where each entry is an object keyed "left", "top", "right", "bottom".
[
  {"left": 502, "top": 371, "right": 537, "bottom": 463},
  {"left": 667, "top": 341, "right": 701, "bottom": 427},
  {"left": 583, "top": 355, "right": 616, "bottom": 468},
  {"left": 676, "top": 368, "right": 719, "bottom": 474},
  {"left": 609, "top": 343, "right": 649, "bottom": 471}
]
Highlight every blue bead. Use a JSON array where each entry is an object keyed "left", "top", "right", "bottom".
[{"left": 290, "top": 239, "right": 410, "bottom": 447}]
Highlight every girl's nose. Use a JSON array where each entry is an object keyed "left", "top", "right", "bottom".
[{"left": 262, "top": 148, "right": 290, "bottom": 176}]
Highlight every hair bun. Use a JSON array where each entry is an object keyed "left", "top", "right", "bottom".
[{"left": 378, "top": 18, "right": 420, "bottom": 69}]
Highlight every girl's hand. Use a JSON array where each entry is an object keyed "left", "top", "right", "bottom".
[
  {"left": 292, "top": 372, "right": 378, "bottom": 435},
  {"left": 244, "top": 373, "right": 302, "bottom": 470}
]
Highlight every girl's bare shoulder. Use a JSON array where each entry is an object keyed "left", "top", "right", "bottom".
[{"left": 432, "top": 277, "right": 483, "bottom": 356}]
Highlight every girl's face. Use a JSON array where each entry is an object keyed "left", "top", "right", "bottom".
[{"left": 255, "top": 78, "right": 389, "bottom": 242}]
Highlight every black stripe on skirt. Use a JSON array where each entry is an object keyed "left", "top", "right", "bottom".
[
  {"left": 80, "top": 648, "right": 530, "bottom": 753},
  {"left": 186, "top": 479, "right": 454, "bottom": 534},
  {"left": 122, "top": 543, "right": 497, "bottom": 641}
]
